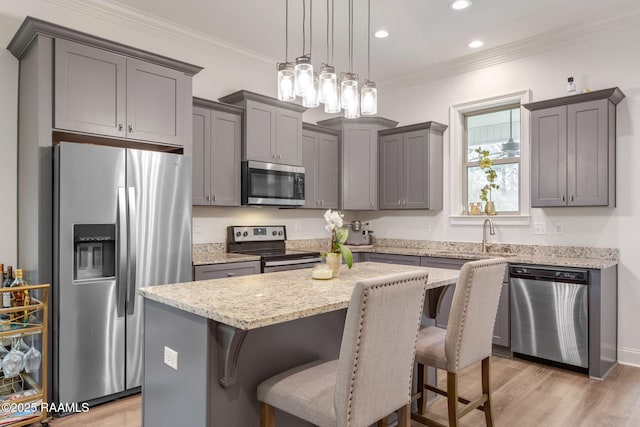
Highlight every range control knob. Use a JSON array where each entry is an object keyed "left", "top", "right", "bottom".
[
  {"left": 278, "top": 231, "right": 283, "bottom": 236},
  {"left": 272, "top": 231, "right": 277, "bottom": 236},
  {"left": 243, "top": 231, "right": 248, "bottom": 237},
  {"left": 236, "top": 231, "right": 241, "bottom": 237}
]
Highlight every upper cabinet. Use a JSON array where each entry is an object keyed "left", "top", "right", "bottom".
[
  {"left": 317, "top": 117, "right": 398, "bottom": 210},
  {"left": 192, "top": 98, "right": 243, "bottom": 206},
  {"left": 219, "top": 91, "right": 306, "bottom": 166},
  {"left": 301, "top": 123, "right": 340, "bottom": 209},
  {"left": 524, "top": 88, "right": 625, "bottom": 207},
  {"left": 378, "top": 122, "right": 447, "bottom": 210},
  {"left": 9, "top": 17, "right": 201, "bottom": 152}
]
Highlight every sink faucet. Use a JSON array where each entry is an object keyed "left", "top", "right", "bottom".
[{"left": 482, "top": 219, "right": 495, "bottom": 253}]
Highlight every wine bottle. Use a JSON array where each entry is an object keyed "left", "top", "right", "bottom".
[
  {"left": 9, "top": 269, "right": 27, "bottom": 324},
  {"left": 2, "top": 266, "right": 13, "bottom": 312}
]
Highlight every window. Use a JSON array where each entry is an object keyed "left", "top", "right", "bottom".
[{"left": 463, "top": 106, "right": 521, "bottom": 214}]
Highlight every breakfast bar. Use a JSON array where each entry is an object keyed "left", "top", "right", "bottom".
[{"left": 138, "top": 262, "right": 459, "bottom": 426}]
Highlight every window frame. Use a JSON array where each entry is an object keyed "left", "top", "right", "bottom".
[
  {"left": 448, "top": 90, "right": 532, "bottom": 225},
  {"left": 462, "top": 104, "right": 522, "bottom": 215}
]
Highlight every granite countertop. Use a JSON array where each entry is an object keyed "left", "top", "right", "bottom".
[
  {"left": 192, "top": 252, "right": 260, "bottom": 266},
  {"left": 139, "top": 262, "right": 459, "bottom": 330}
]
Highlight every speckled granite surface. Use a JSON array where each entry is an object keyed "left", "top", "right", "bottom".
[
  {"left": 285, "top": 239, "right": 618, "bottom": 269},
  {"left": 139, "top": 262, "right": 458, "bottom": 330},
  {"left": 192, "top": 243, "right": 260, "bottom": 265}
]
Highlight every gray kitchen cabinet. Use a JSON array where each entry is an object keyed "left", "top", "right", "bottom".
[
  {"left": 492, "top": 282, "right": 510, "bottom": 347},
  {"left": 194, "top": 261, "right": 261, "bottom": 280},
  {"left": 317, "top": 117, "right": 398, "bottom": 210},
  {"left": 55, "top": 38, "right": 190, "bottom": 147},
  {"left": 192, "top": 98, "right": 242, "bottom": 206},
  {"left": 379, "top": 122, "right": 447, "bottom": 210},
  {"left": 302, "top": 123, "right": 340, "bottom": 209},
  {"left": 524, "top": 88, "right": 625, "bottom": 208},
  {"left": 219, "top": 91, "right": 306, "bottom": 166}
]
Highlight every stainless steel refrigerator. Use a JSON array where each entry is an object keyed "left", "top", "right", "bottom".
[{"left": 53, "top": 142, "right": 192, "bottom": 405}]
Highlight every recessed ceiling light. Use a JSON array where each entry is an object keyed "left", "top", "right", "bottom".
[
  {"left": 450, "top": 0, "right": 472, "bottom": 10},
  {"left": 468, "top": 40, "right": 484, "bottom": 49},
  {"left": 374, "top": 30, "right": 389, "bottom": 39}
]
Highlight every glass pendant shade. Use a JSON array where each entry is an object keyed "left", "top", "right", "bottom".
[
  {"left": 318, "top": 65, "right": 337, "bottom": 104},
  {"left": 303, "top": 72, "right": 320, "bottom": 108},
  {"left": 361, "top": 80, "right": 377, "bottom": 115},
  {"left": 294, "top": 56, "right": 313, "bottom": 97},
  {"left": 340, "top": 73, "right": 358, "bottom": 111},
  {"left": 277, "top": 62, "right": 296, "bottom": 102},
  {"left": 344, "top": 96, "right": 359, "bottom": 119},
  {"left": 324, "top": 85, "right": 341, "bottom": 113}
]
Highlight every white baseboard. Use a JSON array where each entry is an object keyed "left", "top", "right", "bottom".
[{"left": 618, "top": 347, "right": 640, "bottom": 367}]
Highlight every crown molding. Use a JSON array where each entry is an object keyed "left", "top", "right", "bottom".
[
  {"left": 45, "top": 0, "right": 275, "bottom": 74},
  {"left": 381, "top": 9, "right": 640, "bottom": 91}
]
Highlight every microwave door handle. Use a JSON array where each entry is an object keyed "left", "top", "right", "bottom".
[
  {"left": 117, "top": 187, "right": 127, "bottom": 318},
  {"left": 126, "top": 187, "right": 137, "bottom": 316}
]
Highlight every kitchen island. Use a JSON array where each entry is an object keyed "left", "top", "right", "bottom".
[{"left": 138, "top": 262, "right": 459, "bottom": 426}]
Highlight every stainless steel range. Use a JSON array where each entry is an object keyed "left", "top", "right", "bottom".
[{"left": 226, "top": 226, "right": 321, "bottom": 273}]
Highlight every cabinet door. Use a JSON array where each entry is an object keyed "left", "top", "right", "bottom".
[
  {"left": 210, "top": 110, "right": 242, "bottom": 206},
  {"left": 531, "top": 106, "right": 568, "bottom": 207},
  {"left": 193, "top": 261, "right": 261, "bottom": 280},
  {"left": 364, "top": 253, "right": 422, "bottom": 266},
  {"left": 342, "top": 125, "right": 378, "bottom": 210},
  {"left": 301, "top": 130, "right": 319, "bottom": 208},
  {"left": 492, "top": 282, "right": 510, "bottom": 347},
  {"left": 404, "top": 130, "right": 430, "bottom": 209},
  {"left": 317, "top": 133, "right": 339, "bottom": 209},
  {"left": 126, "top": 58, "right": 186, "bottom": 146},
  {"left": 379, "top": 133, "right": 404, "bottom": 209},
  {"left": 192, "top": 107, "right": 211, "bottom": 205},
  {"left": 54, "top": 39, "right": 126, "bottom": 138},
  {"left": 276, "top": 108, "right": 302, "bottom": 165},
  {"left": 568, "top": 100, "right": 609, "bottom": 206},
  {"left": 245, "top": 99, "right": 276, "bottom": 162}
]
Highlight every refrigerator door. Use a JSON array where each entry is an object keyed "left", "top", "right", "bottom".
[
  {"left": 125, "top": 149, "right": 192, "bottom": 389},
  {"left": 55, "top": 142, "right": 126, "bottom": 403}
]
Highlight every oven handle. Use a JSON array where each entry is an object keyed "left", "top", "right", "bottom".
[{"left": 264, "top": 257, "right": 322, "bottom": 267}]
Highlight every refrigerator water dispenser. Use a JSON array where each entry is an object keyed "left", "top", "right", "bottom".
[{"left": 73, "top": 224, "right": 116, "bottom": 280}]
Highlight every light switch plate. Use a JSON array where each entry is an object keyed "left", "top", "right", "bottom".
[
  {"left": 553, "top": 223, "right": 563, "bottom": 234},
  {"left": 164, "top": 346, "right": 178, "bottom": 370},
  {"left": 534, "top": 222, "right": 547, "bottom": 235}
]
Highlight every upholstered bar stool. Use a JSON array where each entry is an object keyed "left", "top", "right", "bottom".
[
  {"left": 412, "top": 258, "right": 507, "bottom": 427},
  {"left": 257, "top": 271, "right": 430, "bottom": 427}
]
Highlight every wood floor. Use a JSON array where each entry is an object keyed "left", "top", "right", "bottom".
[{"left": 45, "top": 356, "right": 640, "bottom": 427}]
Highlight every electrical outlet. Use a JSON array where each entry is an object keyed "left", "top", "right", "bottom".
[
  {"left": 553, "top": 223, "right": 563, "bottom": 234},
  {"left": 534, "top": 222, "right": 547, "bottom": 235},
  {"left": 425, "top": 222, "right": 432, "bottom": 232},
  {"left": 164, "top": 346, "right": 178, "bottom": 370},
  {"left": 193, "top": 220, "right": 202, "bottom": 234}
]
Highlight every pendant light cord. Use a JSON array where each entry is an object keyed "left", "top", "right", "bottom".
[
  {"left": 285, "top": 0, "right": 288, "bottom": 62},
  {"left": 367, "top": 0, "right": 370, "bottom": 80},
  {"left": 325, "top": 0, "right": 329, "bottom": 64},
  {"left": 331, "top": 0, "right": 334, "bottom": 65},
  {"left": 302, "top": 0, "right": 306, "bottom": 56},
  {"left": 349, "top": 0, "right": 353, "bottom": 72},
  {"left": 310, "top": 0, "right": 313, "bottom": 58}
]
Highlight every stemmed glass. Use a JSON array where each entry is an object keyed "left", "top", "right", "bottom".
[
  {"left": 24, "top": 336, "right": 41, "bottom": 374},
  {"left": 16, "top": 337, "right": 29, "bottom": 353},
  {"left": 2, "top": 338, "right": 25, "bottom": 378},
  {"left": 0, "top": 342, "right": 8, "bottom": 374}
]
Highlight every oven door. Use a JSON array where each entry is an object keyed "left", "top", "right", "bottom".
[
  {"left": 242, "top": 161, "right": 305, "bottom": 206},
  {"left": 263, "top": 257, "right": 322, "bottom": 273}
]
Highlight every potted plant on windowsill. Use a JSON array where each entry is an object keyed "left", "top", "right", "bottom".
[{"left": 475, "top": 147, "right": 499, "bottom": 215}]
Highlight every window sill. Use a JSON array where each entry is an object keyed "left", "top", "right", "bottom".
[{"left": 449, "top": 214, "right": 531, "bottom": 226}]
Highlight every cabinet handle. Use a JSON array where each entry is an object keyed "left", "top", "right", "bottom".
[
  {"left": 570, "top": 195, "right": 574, "bottom": 202},
  {"left": 128, "top": 124, "right": 133, "bottom": 133},
  {"left": 562, "top": 195, "right": 566, "bottom": 202},
  {"left": 227, "top": 272, "right": 235, "bottom": 277},
  {"left": 118, "top": 124, "right": 123, "bottom": 132},
  {"left": 320, "top": 200, "right": 324, "bottom": 206},
  {"left": 398, "top": 200, "right": 401, "bottom": 206},
  {"left": 205, "top": 195, "right": 210, "bottom": 201},
  {"left": 213, "top": 195, "right": 216, "bottom": 202},
  {"left": 277, "top": 154, "right": 282, "bottom": 159},
  {"left": 403, "top": 200, "right": 406, "bottom": 206}
]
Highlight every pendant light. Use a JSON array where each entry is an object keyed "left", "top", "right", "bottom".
[
  {"left": 341, "top": 0, "right": 359, "bottom": 118},
  {"left": 318, "top": 0, "right": 337, "bottom": 104},
  {"left": 360, "top": 0, "right": 377, "bottom": 115},
  {"left": 277, "top": 0, "right": 296, "bottom": 102},
  {"left": 302, "top": 1, "right": 320, "bottom": 108},
  {"left": 295, "top": 0, "right": 313, "bottom": 97}
]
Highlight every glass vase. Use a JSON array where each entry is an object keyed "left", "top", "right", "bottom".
[{"left": 325, "top": 253, "right": 342, "bottom": 278}]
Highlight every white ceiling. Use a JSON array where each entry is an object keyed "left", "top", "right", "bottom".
[{"left": 108, "top": 0, "right": 640, "bottom": 85}]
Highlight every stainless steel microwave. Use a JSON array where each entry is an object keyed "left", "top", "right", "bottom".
[{"left": 241, "top": 161, "right": 305, "bottom": 206}]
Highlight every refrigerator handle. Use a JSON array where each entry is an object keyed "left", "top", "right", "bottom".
[
  {"left": 117, "top": 187, "right": 127, "bottom": 318},
  {"left": 126, "top": 187, "right": 137, "bottom": 316}
]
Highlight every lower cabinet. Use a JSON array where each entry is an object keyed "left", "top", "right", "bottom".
[
  {"left": 421, "top": 257, "right": 510, "bottom": 348},
  {"left": 193, "top": 261, "right": 261, "bottom": 280},
  {"left": 363, "top": 253, "right": 422, "bottom": 266}
]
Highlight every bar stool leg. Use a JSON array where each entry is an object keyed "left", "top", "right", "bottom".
[
  {"left": 482, "top": 357, "right": 494, "bottom": 427},
  {"left": 397, "top": 404, "right": 411, "bottom": 427},
  {"left": 417, "top": 362, "right": 428, "bottom": 415},
  {"left": 447, "top": 372, "right": 459, "bottom": 427},
  {"left": 260, "top": 402, "right": 275, "bottom": 427}
]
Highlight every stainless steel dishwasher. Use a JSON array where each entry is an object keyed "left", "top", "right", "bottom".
[{"left": 510, "top": 265, "right": 589, "bottom": 371}]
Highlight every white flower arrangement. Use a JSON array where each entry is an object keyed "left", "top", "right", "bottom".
[{"left": 322, "top": 209, "right": 353, "bottom": 268}]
